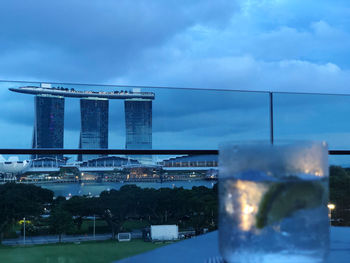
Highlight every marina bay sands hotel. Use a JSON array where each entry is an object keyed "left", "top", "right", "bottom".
[{"left": 9, "top": 85, "right": 155, "bottom": 162}]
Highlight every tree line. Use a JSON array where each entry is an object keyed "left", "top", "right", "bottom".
[
  {"left": 0, "top": 183, "right": 218, "bottom": 243},
  {"left": 329, "top": 166, "right": 350, "bottom": 225},
  {"left": 0, "top": 165, "right": 349, "bottom": 244}
]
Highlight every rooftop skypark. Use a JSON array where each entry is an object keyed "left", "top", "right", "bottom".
[{"left": 9, "top": 86, "right": 155, "bottom": 100}]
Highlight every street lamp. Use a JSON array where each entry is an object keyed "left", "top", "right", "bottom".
[
  {"left": 93, "top": 215, "right": 96, "bottom": 240},
  {"left": 23, "top": 217, "right": 26, "bottom": 245},
  {"left": 327, "top": 203, "right": 336, "bottom": 222},
  {"left": 328, "top": 203, "right": 335, "bottom": 210}
]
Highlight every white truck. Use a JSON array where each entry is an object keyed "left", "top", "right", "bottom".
[{"left": 150, "top": 225, "right": 178, "bottom": 241}]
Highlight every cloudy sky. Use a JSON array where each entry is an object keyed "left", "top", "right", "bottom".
[{"left": 1, "top": 0, "right": 350, "bottom": 164}]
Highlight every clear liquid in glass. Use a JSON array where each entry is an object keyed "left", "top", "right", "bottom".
[{"left": 219, "top": 176, "right": 329, "bottom": 263}]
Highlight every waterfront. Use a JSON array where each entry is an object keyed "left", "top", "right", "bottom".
[{"left": 39, "top": 180, "right": 216, "bottom": 197}]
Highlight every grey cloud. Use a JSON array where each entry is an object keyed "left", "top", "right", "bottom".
[
  {"left": 0, "top": 0, "right": 238, "bottom": 82},
  {"left": 121, "top": 54, "right": 350, "bottom": 94}
]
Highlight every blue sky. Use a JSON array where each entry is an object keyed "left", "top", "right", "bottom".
[
  {"left": 1, "top": 0, "right": 350, "bottom": 93},
  {"left": 1, "top": 0, "right": 350, "bottom": 164}
]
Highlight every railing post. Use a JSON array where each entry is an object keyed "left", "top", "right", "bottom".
[{"left": 269, "top": 92, "right": 274, "bottom": 145}]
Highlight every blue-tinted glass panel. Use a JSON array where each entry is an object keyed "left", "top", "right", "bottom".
[
  {"left": 273, "top": 93, "right": 350, "bottom": 165},
  {"left": 0, "top": 81, "right": 270, "bottom": 155}
]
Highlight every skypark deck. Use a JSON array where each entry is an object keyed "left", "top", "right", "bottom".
[{"left": 9, "top": 86, "right": 155, "bottom": 100}]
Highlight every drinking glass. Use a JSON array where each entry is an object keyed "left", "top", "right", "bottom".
[{"left": 219, "top": 141, "right": 329, "bottom": 263}]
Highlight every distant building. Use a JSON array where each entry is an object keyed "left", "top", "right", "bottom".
[
  {"left": 159, "top": 155, "right": 218, "bottom": 168},
  {"left": 125, "top": 99, "right": 152, "bottom": 164},
  {"left": 121, "top": 164, "right": 163, "bottom": 181},
  {"left": 30, "top": 157, "right": 66, "bottom": 168},
  {"left": 32, "top": 95, "right": 64, "bottom": 159},
  {"left": 79, "top": 156, "right": 139, "bottom": 168},
  {"left": 79, "top": 98, "right": 109, "bottom": 161},
  {"left": 9, "top": 86, "right": 155, "bottom": 162},
  {"left": 0, "top": 155, "right": 30, "bottom": 175},
  {"left": 158, "top": 155, "right": 218, "bottom": 179}
]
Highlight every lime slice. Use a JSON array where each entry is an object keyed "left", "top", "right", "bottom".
[{"left": 255, "top": 181, "right": 325, "bottom": 229}]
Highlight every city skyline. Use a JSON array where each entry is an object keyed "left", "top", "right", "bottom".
[
  {"left": 4, "top": 82, "right": 350, "bottom": 155},
  {"left": 1, "top": 1, "right": 350, "bottom": 166},
  {"left": 10, "top": 85, "right": 155, "bottom": 162}
]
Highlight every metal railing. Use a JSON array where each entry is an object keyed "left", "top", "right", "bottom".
[
  {"left": 0, "top": 148, "right": 347, "bottom": 155},
  {"left": 2, "top": 79, "right": 350, "bottom": 157}
]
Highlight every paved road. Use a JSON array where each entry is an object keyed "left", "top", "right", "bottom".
[{"left": 3, "top": 233, "right": 113, "bottom": 246}]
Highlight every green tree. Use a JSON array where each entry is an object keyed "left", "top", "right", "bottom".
[
  {"left": 330, "top": 166, "right": 350, "bottom": 225},
  {"left": 0, "top": 183, "right": 53, "bottom": 244},
  {"left": 59, "top": 184, "right": 219, "bottom": 237},
  {"left": 64, "top": 196, "right": 89, "bottom": 230},
  {"left": 48, "top": 206, "right": 74, "bottom": 242}
]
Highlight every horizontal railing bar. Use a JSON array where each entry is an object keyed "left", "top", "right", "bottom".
[
  {"left": 0, "top": 149, "right": 348, "bottom": 155},
  {"left": 0, "top": 149, "right": 219, "bottom": 155},
  {"left": 328, "top": 150, "right": 350, "bottom": 155}
]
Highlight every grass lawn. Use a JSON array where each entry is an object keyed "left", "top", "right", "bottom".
[{"left": 0, "top": 240, "right": 168, "bottom": 263}]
